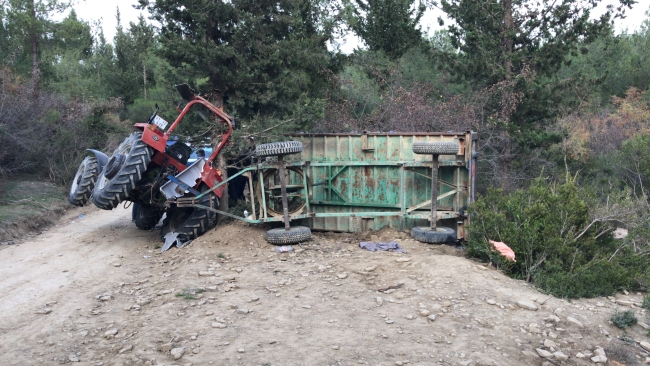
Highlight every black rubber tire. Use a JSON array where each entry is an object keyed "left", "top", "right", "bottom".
[
  {"left": 159, "top": 185, "right": 218, "bottom": 242},
  {"left": 255, "top": 141, "right": 303, "bottom": 157},
  {"left": 411, "top": 226, "right": 456, "bottom": 244},
  {"left": 68, "top": 156, "right": 99, "bottom": 207},
  {"left": 132, "top": 203, "right": 164, "bottom": 230},
  {"left": 265, "top": 226, "right": 311, "bottom": 245},
  {"left": 412, "top": 142, "right": 459, "bottom": 155},
  {"left": 91, "top": 132, "right": 153, "bottom": 210}
]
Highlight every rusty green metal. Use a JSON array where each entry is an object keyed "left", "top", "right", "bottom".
[
  {"left": 284, "top": 131, "right": 477, "bottom": 239},
  {"left": 185, "top": 131, "right": 478, "bottom": 240}
]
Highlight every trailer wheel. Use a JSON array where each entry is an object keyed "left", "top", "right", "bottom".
[
  {"left": 265, "top": 226, "right": 311, "bottom": 245},
  {"left": 132, "top": 203, "right": 164, "bottom": 230},
  {"left": 91, "top": 132, "right": 153, "bottom": 210},
  {"left": 255, "top": 141, "right": 303, "bottom": 157},
  {"left": 159, "top": 185, "right": 218, "bottom": 243},
  {"left": 68, "top": 156, "right": 99, "bottom": 207},
  {"left": 411, "top": 226, "right": 456, "bottom": 244},
  {"left": 412, "top": 142, "right": 459, "bottom": 155}
]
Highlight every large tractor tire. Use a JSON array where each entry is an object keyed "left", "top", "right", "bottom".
[
  {"left": 265, "top": 226, "right": 311, "bottom": 245},
  {"left": 91, "top": 132, "right": 153, "bottom": 210},
  {"left": 412, "top": 141, "right": 459, "bottom": 155},
  {"left": 255, "top": 141, "right": 303, "bottom": 157},
  {"left": 132, "top": 203, "right": 164, "bottom": 230},
  {"left": 160, "top": 185, "right": 218, "bottom": 243},
  {"left": 411, "top": 226, "right": 456, "bottom": 244},
  {"left": 68, "top": 156, "right": 99, "bottom": 206}
]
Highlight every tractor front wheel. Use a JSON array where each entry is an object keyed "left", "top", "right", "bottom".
[
  {"left": 68, "top": 156, "right": 99, "bottom": 207},
  {"left": 132, "top": 203, "right": 164, "bottom": 230}
]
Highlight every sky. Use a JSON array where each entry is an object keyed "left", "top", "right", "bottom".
[{"left": 67, "top": 0, "right": 649, "bottom": 54}]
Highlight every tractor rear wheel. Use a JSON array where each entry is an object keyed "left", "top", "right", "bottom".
[
  {"left": 160, "top": 185, "right": 218, "bottom": 243},
  {"left": 68, "top": 156, "right": 99, "bottom": 207},
  {"left": 132, "top": 203, "right": 164, "bottom": 230},
  {"left": 91, "top": 132, "right": 153, "bottom": 210}
]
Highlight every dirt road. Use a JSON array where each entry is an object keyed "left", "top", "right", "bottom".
[{"left": 0, "top": 206, "right": 648, "bottom": 365}]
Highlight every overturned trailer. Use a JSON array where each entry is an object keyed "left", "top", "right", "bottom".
[{"left": 178, "top": 131, "right": 478, "bottom": 243}]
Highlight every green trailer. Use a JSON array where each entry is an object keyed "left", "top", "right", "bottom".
[{"left": 176, "top": 131, "right": 478, "bottom": 243}]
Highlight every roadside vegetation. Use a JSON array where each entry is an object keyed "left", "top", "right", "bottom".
[{"left": 1, "top": 0, "right": 649, "bottom": 297}]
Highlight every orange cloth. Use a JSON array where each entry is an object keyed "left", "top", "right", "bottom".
[{"left": 489, "top": 240, "right": 516, "bottom": 262}]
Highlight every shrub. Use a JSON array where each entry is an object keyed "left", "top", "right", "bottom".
[
  {"left": 611, "top": 311, "right": 638, "bottom": 329},
  {"left": 467, "top": 176, "right": 649, "bottom": 298}
]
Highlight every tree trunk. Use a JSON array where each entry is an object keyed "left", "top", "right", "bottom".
[
  {"left": 28, "top": 0, "right": 40, "bottom": 97},
  {"left": 143, "top": 64, "right": 147, "bottom": 99},
  {"left": 216, "top": 152, "right": 229, "bottom": 218},
  {"left": 503, "top": 0, "right": 514, "bottom": 77}
]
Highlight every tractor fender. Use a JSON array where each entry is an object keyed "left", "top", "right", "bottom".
[{"left": 87, "top": 149, "right": 109, "bottom": 173}]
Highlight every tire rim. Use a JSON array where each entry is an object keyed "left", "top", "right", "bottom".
[
  {"left": 166, "top": 206, "right": 194, "bottom": 232},
  {"left": 69, "top": 163, "right": 85, "bottom": 195},
  {"left": 256, "top": 166, "right": 309, "bottom": 217},
  {"left": 104, "top": 153, "right": 125, "bottom": 180},
  {"left": 96, "top": 173, "right": 108, "bottom": 191}
]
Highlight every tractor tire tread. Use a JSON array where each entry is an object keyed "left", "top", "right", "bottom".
[
  {"left": 68, "top": 156, "right": 99, "bottom": 207},
  {"left": 133, "top": 203, "right": 164, "bottom": 230},
  {"left": 159, "top": 186, "right": 218, "bottom": 243},
  {"left": 91, "top": 132, "right": 152, "bottom": 210}
]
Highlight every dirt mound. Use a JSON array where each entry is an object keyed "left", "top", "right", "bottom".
[{"left": 0, "top": 206, "right": 647, "bottom": 365}]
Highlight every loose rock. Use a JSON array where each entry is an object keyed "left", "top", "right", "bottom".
[
  {"left": 516, "top": 301, "right": 539, "bottom": 311},
  {"left": 536, "top": 349, "right": 553, "bottom": 358},
  {"left": 566, "top": 316, "right": 584, "bottom": 328},
  {"left": 170, "top": 347, "right": 185, "bottom": 360},
  {"left": 104, "top": 328, "right": 118, "bottom": 339},
  {"left": 119, "top": 345, "right": 133, "bottom": 354},
  {"left": 553, "top": 351, "right": 568, "bottom": 361},
  {"left": 640, "top": 341, "right": 650, "bottom": 352}
]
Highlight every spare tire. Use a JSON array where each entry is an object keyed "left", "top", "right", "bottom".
[
  {"left": 68, "top": 156, "right": 99, "bottom": 207},
  {"left": 265, "top": 226, "right": 311, "bottom": 245},
  {"left": 132, "top": 203, "right": 164, "bottom": 230},
  {"left": 160, "top": 184, "right": 218, "bottom": 243},
  {"left": 255, "top": 141, "right": 303, "bottom": 157},
  {"left": 412, "top": 142, "right": 459, "bottom": 155},
  {"left": 411, "top": 226, "right": 456, "bottom": 244},
  {"left": 91, "top": 132, "right": 153, "bottom": 210}
]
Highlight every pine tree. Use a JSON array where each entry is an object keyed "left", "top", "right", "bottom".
[
  {"left": 345, "top": 0, "right": 425, "bottom": 59},
  {"left": 137, "top": 0, "right": 340, "bottom": 123}
]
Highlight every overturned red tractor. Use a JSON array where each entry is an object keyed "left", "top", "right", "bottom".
[{"left": 68, "top": 84, "right": 230, "bottom": 243}]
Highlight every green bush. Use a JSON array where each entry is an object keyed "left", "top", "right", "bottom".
[
  {"left": 611, "top": 310, "right": 638, "bottom": 329},
  {"left": 467, "top": 177, "right": 648, "bottom": 298}
]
